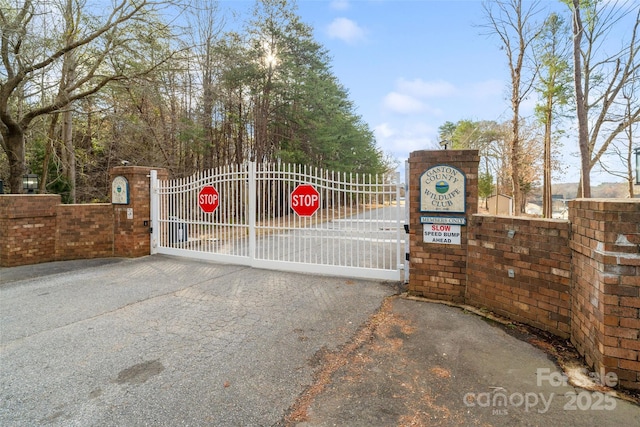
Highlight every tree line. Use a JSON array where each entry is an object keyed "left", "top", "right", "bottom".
[
  {"left": 0, "top": 0, "right": 389, "bottom": 202},
  {"left": 1, "top": 0, "right": 638, "bottom": 212}
]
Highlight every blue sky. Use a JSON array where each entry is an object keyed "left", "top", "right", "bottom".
[
  {"left": 298, "top": 0, "right": 514, "bottom": 161},
  {"left": 216, "top": 0, "right": 637, "bottom": 183}
]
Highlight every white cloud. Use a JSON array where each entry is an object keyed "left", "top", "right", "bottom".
[
  {"left": 326, "top": 17, "right": 367, "bottom": 45},
  {"left": 381, "top": 78, "right": 456, "bottom": 116},
  {"left": 383, "top": 92, "right": 425, "bottom": 114},
  {"left": 374, "top": 122, "right": 395, "bottom": 139},
  {"left": 396, "top": 78, "right": 457, "bottom": 98},
  {"left": 382, "top": 92, "right": 444, "bottom": 116},
  {"left": 374, "top": 77, "right": 509, "bottom": 161},
  {"left": 380, "top": 77, "right": 510, "bottom": 119},
  {"left": 374, "top": 121, "right": 440, "bottom": 162},
  {"left": 330, "top": 0, "right": 350, "bottom": 11}
]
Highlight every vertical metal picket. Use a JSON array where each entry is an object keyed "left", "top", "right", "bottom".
[
  {"left": 152, "top": 161, "right": 405, "bottom": 281},
  {"left": 248, "top": 161, "right": 256, "bottom": 262}
]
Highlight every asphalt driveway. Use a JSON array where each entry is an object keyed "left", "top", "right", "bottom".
[
  {"left": 0, "top": 256, "right": 396, "bottom": 426},
  {"left": 1, "top": 255, "right": 639, "bottom": 426}
]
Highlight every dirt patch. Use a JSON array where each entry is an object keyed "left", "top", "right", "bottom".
[
  {"left": 279, "top": 296, "right": 475, "bottom": 426},
  {"left": 280, "top": 297, "right": 398, "bottom": 425}
]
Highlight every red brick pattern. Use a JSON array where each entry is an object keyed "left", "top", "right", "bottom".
[
  {"left": 407, "top": 150, "right": 480, "bottom": 303},
  {"left": 569, "top": 199, "right": 640, "bottom": 390},
  {"left": 55, "top": 204, "right": 114, "bottom": 260},
  {"left": 467, "top": 215, "right": 572, "bottom": 337},
  {"left": 110, "top": 167, "right": 169, "bottom": 258},
  {"left": 0, "top": 167, "right": 168, "bottom": 267},
  {"left": 0, "top": 195, "right": 60, "bottom": 266}
]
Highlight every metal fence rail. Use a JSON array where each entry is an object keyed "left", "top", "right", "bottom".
[{"left": 150, "top": 162, "right": 405, "bottom": 281}]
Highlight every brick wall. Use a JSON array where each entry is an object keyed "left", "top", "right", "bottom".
[
  {"left": 110, "top": 166, "right": 168, "bottom": 257},
  {"left": 569, "top": 199, "right": 640, "bottom": 390},
  {"left": 56, "top": 204, "right": 114, "bottom": 260},
  {"left": 407, "top": 149, "right": 639, "bottom": 390},
  {"left": 0, "top": 195, "right": 113, "bottom": 266},
  {"left": 0, "top": 166, "right": 167, "bottom": 267},
  {"left": 0, "top": 195, "right": 60, "bottom": 267},
  {"left": 467, "top": 215, "right": 572, "bottom": 337}
]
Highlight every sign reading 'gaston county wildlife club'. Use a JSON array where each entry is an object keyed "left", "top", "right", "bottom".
[{"left": 420, "top": 165, "right": 466, "bottom": 213}]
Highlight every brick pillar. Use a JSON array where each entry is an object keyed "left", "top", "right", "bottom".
[
  {"left": 569, "top": 199, "right": 640, "bottom": 390},
  {"left": 109, "top": 166, "right": 168, "bottom": 258},
  {"left": 407, "top": 150, "right": 479, "bottom": 303}
]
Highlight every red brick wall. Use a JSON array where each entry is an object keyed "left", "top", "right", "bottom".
[
  {"left": 570, "top": 199, "right": 640, "bottom": 390},
  {"left": 408, "top": 150, "right": 479, "bottom": 303},
  {"left": 0, "top": 167, "right": 168, "bottom": 267},
  {"left": 0, "top": 195, "right": 60, "bottom": 267},
  {"left": 467, "top": 215, "right": 572, "bottom": 337},
  {"left": 55, "top": 204, "right": 114, "bottom": 260},
  {"left": 407, "top": 150, "right": 639, "bottom": 390}
]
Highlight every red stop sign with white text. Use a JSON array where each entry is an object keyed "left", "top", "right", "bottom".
[
  {"left": 290, "top": 184, "right": 320, "bottom": 217},
  {"left": 198, "top": 186, "right": 219, "bottom": 213}
]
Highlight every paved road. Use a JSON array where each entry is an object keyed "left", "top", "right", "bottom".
[
  {"left": 0, "top": 256, "right": 398, "bottom": 426},
  {"left": 2, "top": 255, "right": 639, "bottom": 427}
]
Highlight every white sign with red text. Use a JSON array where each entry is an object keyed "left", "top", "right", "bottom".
[{"left": 423, "top": 223, "right": 461, "bottom": 245}]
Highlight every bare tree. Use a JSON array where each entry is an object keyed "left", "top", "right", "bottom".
[
  {"left": 566, "top": 0, "right": 640, "bottom": 197},
  {"left": 186, "top": 0, "right": 226, "bottom": 169},
  {"left": 482, "top": 0, "right": 544, "bottom": 214},
  {"left": 0, "top": 0, "right": 174, "bottom": 194},
  {"left": 598, "top": 82, "right": 639, "bottom": 198}
]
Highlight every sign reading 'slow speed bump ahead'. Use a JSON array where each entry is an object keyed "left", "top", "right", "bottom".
[{"left": 423, "top": 223, "right": 462, "bottom": 245}]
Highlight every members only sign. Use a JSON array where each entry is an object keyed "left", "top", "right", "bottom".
[{"left": 420, "top": 165, "right": 466, "bottom": 213}]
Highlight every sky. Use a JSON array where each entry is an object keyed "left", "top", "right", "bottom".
[{"left": 217, "top": 0, "right": 636, "bottom": 184}]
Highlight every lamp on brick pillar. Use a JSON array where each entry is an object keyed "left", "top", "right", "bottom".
[{"left": 22, "top": 174, "right": 39, "bottom": 194}]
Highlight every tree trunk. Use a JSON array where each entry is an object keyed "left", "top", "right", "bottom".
[
  {"left": 571, "top": 0, "right": 591, "bottom": 198},
  {"left": 40, "top": 113, "right": 61, "bottom": 193},
  {"left": 62, "top": 108, "right": 76, "bottom": 203},
  {"left": 510, "top": 113, "right": 522, "bottom": 214},
  {"left": 543, "top": 108, "right": 552, "bottom": 218},
  {"left": 4, "top": 129, "right": 26, "bottom": 194}
]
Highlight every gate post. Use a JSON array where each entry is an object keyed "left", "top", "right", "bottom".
[
  {"left": 248, "top": 161, "right": 257, "bottom": 263},
  {"left": 407, "top": 150, "right": 479, "bottom": 303},
  {"left": 109, "top": 166, "right": 168, "bottom": 258},
  {"left": 149, "top": 170, "right": 159, "bottom": 255}
]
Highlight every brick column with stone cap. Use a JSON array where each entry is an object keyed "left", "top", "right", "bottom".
[
  {"left": 407, "top": 149, "right": 479, "bottom": 303},
  {"left": 109, "top": 166, "right": 168, "bottom": 258}
]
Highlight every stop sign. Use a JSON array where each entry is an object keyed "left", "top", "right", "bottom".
[
  {"left": 198, "top": 185, "right": 219, "bottom": 213},
  {"left": 290, "top": 184, "right": 320, "bottom": 217}
]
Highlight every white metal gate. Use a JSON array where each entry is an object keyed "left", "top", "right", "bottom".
[{"left": 150, "top": 162, "right": 406, "bottom": 281}]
